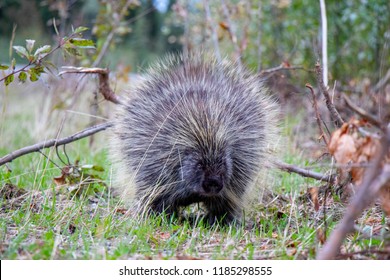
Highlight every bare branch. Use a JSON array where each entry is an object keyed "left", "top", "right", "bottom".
[
  {"left": 374, "top": 68, "right": 390, "bottom": 93},
  {"left": 92, "top": 31, "right": 115, "bottom": 68},
  {"left": 0, "top": 122, "right": 113, "bottom": 166},
  {"left": 93, "top": 0, "right": 148, "bottom": 67},
  {"left": 306, "top": 83, "right": 329, "bottom": 145},
  {"left": 59, "top": 67, "right": 125, "bottom": 105},
  {"left": 343, "top": 94, "right": 382, "bottom": 128},
  {"left": 274, "top": 160, "right": 336, "bottom": 184},
  {"left": 315, "top": 61, "right": 344, "bottom": 128},
  {"left": 1, "top": 29, "right": 86, "bottom": 83},
  {"left": 259, "top": 64, "right": 312, "bottom": 76},
  {"left": 317, "top": 124, "right": 390, "bottom": 259}
]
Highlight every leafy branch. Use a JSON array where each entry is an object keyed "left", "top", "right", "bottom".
[{"left": 0, "top": 26, "right": 94, "bottom": 86}]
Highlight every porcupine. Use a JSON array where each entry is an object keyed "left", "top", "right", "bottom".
[{"left": 111, "top": 52, "right": 279, "bottom": 225}]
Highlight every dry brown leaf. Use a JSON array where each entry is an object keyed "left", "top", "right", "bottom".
[
  {"left": 53, "top": 174, "right": 66, "bottom": 186},
  {"left": 158, "top": 232, "right": 171, "bottom": 240},
  {"left": 115, "top": 208, "right": 128, "bottom": 215},
  {"left": 331, "top": 133, "right": 357, "bottom": 165},
  {"left": 316, "top": 228, "right": 326, "bottom": 244},
  {"left": 328, "top": 119, "right": 380, "bottom": 184},
  {"left": 352, "top": 136, "right": 380, "bottom": 184},
  {"left": 281, "top": 61, "right": 291, "bottom": 68},
  {"left": 53, "top": 166, "right": 72, "bottom": 186},
  {"left": 309, "top": 187, "right": 319, "bottom": 211},
  {"left": 219, "top": 21, "right": 229, "bottom": 31},
  {"left": 328, "top": 122, "right": 349, "bottom": 154},
  {"left": 329, "top": 118, "right": 390, "bottom": 215}
]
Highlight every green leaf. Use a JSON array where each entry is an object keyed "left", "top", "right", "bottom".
[
  {"left": 26, "top": 39, "right": 35, "bottom": 53},
  {"left": 64, "top": 47, "right": 81, "bottom": 57},
  {"left": 34, "top": 45, "right": 51, "bottom": 57},
  {"left": 0, "top": 64, "right": 9, "bottom": 70},
  {"left": 30, "top": 65, "right": 45, "bottom": 76},
  {"left": 18, "top": 71, "right": 27, "bottom": 83},
  {"left": 4, "top": 74, "right": 14, "bottom": 86},
  {"left": 69, "top": 38, "right": 95, "bottom": 49},
  {"left": 13, "top": 46, "right": 29, "bottom": 59},
  {"left": 73, "top": 26, "right": 89, "bottom": 34},
  {"left": 28, "top": 69, "right": 38, "bottom": 82},
  {"left": 92, "top": 165, "right": 105, "bottom": 172}
]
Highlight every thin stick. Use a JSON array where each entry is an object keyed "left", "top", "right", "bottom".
[
  {"left": 315, "top": 61, "right": 344, "bottom": 128},
  {"left": 93, "top": 1, "right": 154, "bottom": 67},
  {"left": 274, "top": 160, "right": 336, "bottom": 184},
  {"left": 259, "top": 64, "right": 312, "bottom": 76},
  {"left": 59, "top": 67, "right": 125, "bottom": 105},
  {"left": 374, "top": 68, "right": 390, "bottom": 93},
  {"left": 306, "top": 83, "right": 329, "bottom": 145},
  {"left": 343, "top": 94, "right": 382, "bottom": 128},
  {"left": 0, "top": 122, "right": 113, "bottom": 166}
]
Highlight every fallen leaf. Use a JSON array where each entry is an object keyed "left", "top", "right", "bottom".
[
  {"left": 219, "top": 21, "right": 229, "bottom": 30},
  {"left": 309, "top": 187, "right": 319, "bottom": 211},
  {"left": 316, "top": 228, "right": 326, "bottom": 244}
]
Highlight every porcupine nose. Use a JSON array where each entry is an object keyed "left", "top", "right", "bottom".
[{"left": 202, "top": 176, "right": 223, "bottom": 194}]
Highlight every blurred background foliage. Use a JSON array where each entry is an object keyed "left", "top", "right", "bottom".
[{"left": 0, "top": 0, "right": 389, "bottom": 84}]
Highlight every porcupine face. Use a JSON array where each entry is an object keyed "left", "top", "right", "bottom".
[{"left": 179, "top": 146, "right": 233, "bottom": 198}]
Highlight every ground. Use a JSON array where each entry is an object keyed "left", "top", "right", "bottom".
[{"left": 0, "top": 75, "right": 388, "bottom": 259}]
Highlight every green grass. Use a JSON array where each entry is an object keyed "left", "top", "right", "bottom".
[{"left": 0, "top": 80, "right": 387, "bottom": 260}]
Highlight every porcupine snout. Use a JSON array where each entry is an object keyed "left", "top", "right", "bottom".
[
  {"left": 202, "top": 175, "right": 223, "bottom": 195},
  {"left": 179, "top": 146, "right": 233, "bottom": 198}
]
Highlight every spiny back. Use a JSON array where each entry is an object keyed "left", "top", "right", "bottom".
[{"left": 111, "top": 52, "right": 279, "bottom": 224}]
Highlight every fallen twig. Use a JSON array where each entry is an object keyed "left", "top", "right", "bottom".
[
  {"left": 274, "top": 160, "right": 336, "bottom": 184},
  {"left": 0, "top": 122, "right": 113, "bottom": 166},
  {"left": 1, "top": 67, "right": 121, "bottom": 166}
]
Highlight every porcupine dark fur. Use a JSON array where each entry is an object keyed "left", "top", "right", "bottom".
[{"left": 111, "top": 52, "right": 279, "bottom": 225}]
